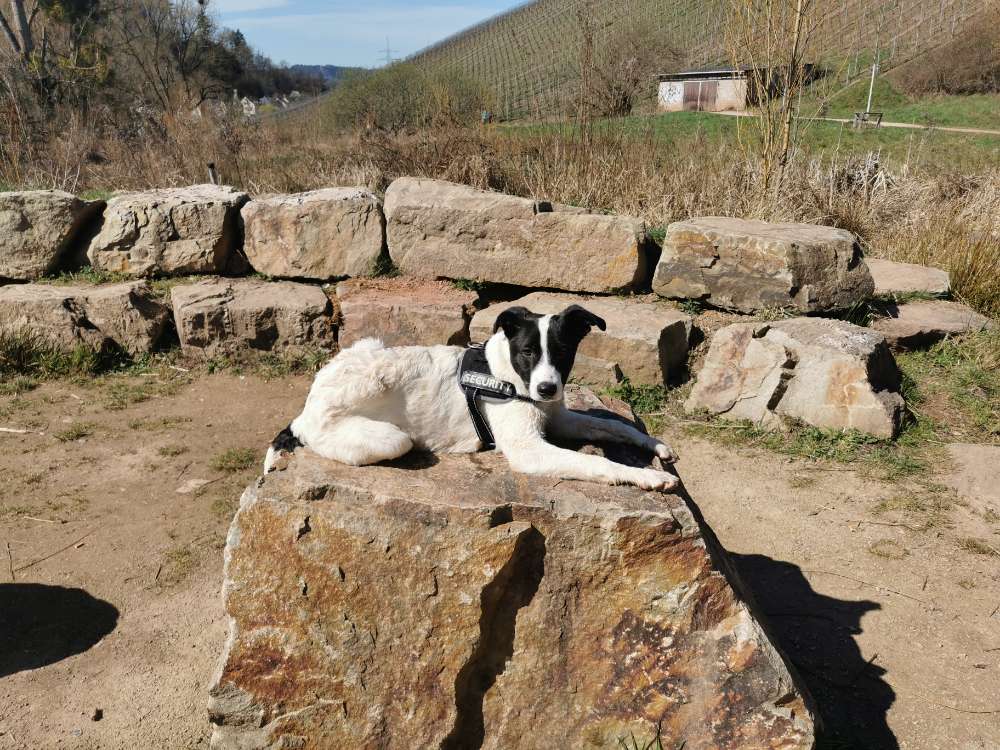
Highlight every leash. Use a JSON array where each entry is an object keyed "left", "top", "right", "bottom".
[{"left": 458, "top": 344, "right": 534, "bottom": 451}]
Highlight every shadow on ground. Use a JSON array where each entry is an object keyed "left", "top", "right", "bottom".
[
  {"left": 730, "top": 553, "right": 898, "bottom": 750},
  {"left": 677, "top": 474, "right": 898, "bottom": 750},
  {"left": 0, "top": 583, "right": 119, "bottom": 678}
]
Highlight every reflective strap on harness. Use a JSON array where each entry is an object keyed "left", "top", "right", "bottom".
[
  {"left": 458, "top": 344, "right": 532, "bottom": 452},
  {"left": 464, "top": 385, "right": 497, "bottom": 450}
]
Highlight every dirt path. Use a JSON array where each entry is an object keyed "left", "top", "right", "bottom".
[
  {"left": 0, "top": 373, "right": 311, "bottom": 749},
  {"left": 713, "top": 109, "right": 1000, "bottom": 136},
  {"left": 1, "top": 373, "right": 997, "bottom": 749},
  {"left": 674, "top": 435, "right": 1000, "bottom": 750}
]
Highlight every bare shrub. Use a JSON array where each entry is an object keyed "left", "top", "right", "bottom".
[
  {"left": 892, "top": 7, "right": 1000, "bottom": 95},
  {"left": 722, "top": 0, "right": 824, "bottom": 199},
  {"left": 323, "top": 64, "right": 490, "bottom": 134}
]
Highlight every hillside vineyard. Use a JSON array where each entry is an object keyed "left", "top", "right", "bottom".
[{"left": 410, "top": 0, "right": 993, "bottom": 119}]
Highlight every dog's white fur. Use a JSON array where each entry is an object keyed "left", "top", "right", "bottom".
[{"left": 267, "top": 321, "right": 679, "bottom": 491}]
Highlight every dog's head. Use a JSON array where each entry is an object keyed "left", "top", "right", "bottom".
[{"left": 492, "top": 305, "right": 606, "bottom": 402}]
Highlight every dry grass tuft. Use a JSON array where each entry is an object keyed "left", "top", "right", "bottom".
[
  {"left": 869, "top": 539, "right": 910, "bottom": 560},
  {"left": 957, "top": 537, "right": 1000, "bottom": 557},
  {"left": 210, "top": 448, "right": 258, "bottom": 473}
]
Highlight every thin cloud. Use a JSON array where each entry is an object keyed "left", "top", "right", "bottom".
[{"left": 212, "top": 0, "right": 291, "bottom": 12}]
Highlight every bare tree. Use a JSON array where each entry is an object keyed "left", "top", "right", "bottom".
[
  {"left": 106, "top": 0, "right": 217, "bottom": 112},
  {"left": 724, "top": 0, "right": 821, "bottom": 198},
  {"left": 576, "top": 1, "right": 682, "bottom": 123},
  {"left": 1, "top": 0, "right": 40, "bottom": 62}
]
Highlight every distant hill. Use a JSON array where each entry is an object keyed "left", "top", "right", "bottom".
[
  {"left": 408, "top": 0, "right": 996, "bottom": 120},
  {"left": 289, "top": 65, "right": 368, "bottom": 85}
]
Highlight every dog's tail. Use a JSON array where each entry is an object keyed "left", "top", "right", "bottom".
[{"left": 263, "top": 422, "right": 303, "bottom": 473}]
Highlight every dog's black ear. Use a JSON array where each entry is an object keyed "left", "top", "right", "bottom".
[
  {"left": 559, "top": 305, "right": 606, "bottom": 334},
  {"left": 494, "top": 306, "right": 533, "bottom": 338}
]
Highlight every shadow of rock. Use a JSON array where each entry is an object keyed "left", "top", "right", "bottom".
[
  {"left": 0, "top": 583, "right": 119, "bottom": 678},
  {"left": 728, "top": 553, "right": 898, "bottom": 750},
  {"left": 673, "top": 478, "right": 897, "bottom": 749}
]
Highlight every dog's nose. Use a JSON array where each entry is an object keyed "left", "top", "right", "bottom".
[{"left": 536, "top": 382, "right": 558, "bottom": 399}]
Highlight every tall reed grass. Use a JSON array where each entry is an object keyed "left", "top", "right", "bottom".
[{"left": 3, "top": 109, "right": 997, "bottom": 317}]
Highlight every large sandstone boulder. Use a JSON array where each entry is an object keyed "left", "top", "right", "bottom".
[
  {"left": 242, "top": 189, "right": 385, "bottom": 280},
  {"left": 87, "top": 185, "right": 248, "bottom": 277},
  {"left": 687, "top": 317, "right": 905, "bottom": 438},
  {"left": 385, "top": 178, "right": 649, "bottom": 293},
  {"left": 171, "top": 278, "right": 335, "bottom": 357},
  {"left": 653, "top": 217, "right": 874, "bottom": 313},
  {"left": 865, "top": 258, "right": 950, "bottom": 297},
  {"left": 336, "top": 278, "right": 477, "bottom": 348},
  {"left": 0, "top": 191, "right": 104, "bottom": 281},
  {"left": 0, "top": 282, "right": 169, "bottom": 354},
  {"left": 208, "top": 389, "right": 815, "bottom": 749},
  {"left": 470, "top": 293, "right": 692, "bottom": 386},
  {"left": 870, "top": 300, "right": 992, "bottom": 351}
]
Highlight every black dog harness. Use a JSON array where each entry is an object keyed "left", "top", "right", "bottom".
[{"left": 458, "top": 344, "right": 533, "bottom": 450}]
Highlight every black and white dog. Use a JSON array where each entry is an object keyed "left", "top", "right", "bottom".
[{"left": 265, "top": 305, "right": 678, "bottom": 491}]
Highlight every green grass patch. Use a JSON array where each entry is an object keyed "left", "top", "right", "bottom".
[
  {"left": 896, "top": 331, "right": 1000, "bottom": 440},
  {"left": 148, "top": 275, "right": 211, "bottom": 300},
  {"left": 210, "top": 448, "right": 258, "bottom": 473},
  {"left": 99, "top": 377, "right": 183, "bottom": 411},
  {"left": 815, "top": 77, "right": 1000, "bottom": 130},
  {"left": 128, "top": 415, "right": 193, "bottom": 431},
  {"left": 511, "top": 108, "right": 1000, "bottom": 173},
  {"left": 0, "top": 376, "right": 39, "bottom": 396},
  {"left": 79, "top": 189, "right": 113, "bottom": 202},
  {"left": 42, "top": 266, "right": 130, "bottom": 286},
  {"left": 204, "top": 349, "right": 329, "bottom": 379},
  {"left": 54, "top": 422, "right": 95, "bottom": 442},
  {"left": 369, "top": 252, "right": 401, "bottom": 278},
  {"left": 646, "top": 226, "right": 666, "bottom": 246},
  {"left": 0, "top": 329, "right": 128, "bottom": 380},
  {"left": 452, "top": 278, "right": 487, "bottom": 293},
  {"left": 604, "top": 378, "right": 668, "bottom": 415},
  {"left": 683, "top": 417, "right": 929, "bottom": 482},
  {"left": 603, "top": 379, "right": 670, "bottom": 435},
  {"left": 157, "top": 444, "right": 188, "bottom": 457}
]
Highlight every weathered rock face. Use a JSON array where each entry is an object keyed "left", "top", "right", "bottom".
[
  {"left": 653, "top": 217, "right": 874, "bottom": 313},
  {"left": 0, "top": 191, "right": 104, "bottom": 281},
  {"left": 208, "top": 390, "right": 814, "bottom": 750},
  {"left": 171, "top": 278, "right": 335, "bottom": 356},
  {"left": 865, "top": 258, "right": 950, "bottom": 297},
  {"left": 688, "top": 317, "right": 905, "bottom": 438},
  {"left": 470, "top": 292, "right": 692, "bottom": 386},
  {"left": 87, "top": 185, "right": 248, "bottom": 277},
  {"left": 385, "top": 178, "right": 649, "bottom": 293},
  {"left": 242, "top": 189, "right": 385, "bottom": 280},
  {"left": 336, "top": 278, "right": 477, "bottom": 349},
  {"left": 0, "top": 282, "right": 169, "bottom": 354},
  {"left": 871, "top": 300, "right": 992, "bottom": 351}
]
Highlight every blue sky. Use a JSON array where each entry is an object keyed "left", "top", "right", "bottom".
[{"left": 213, "top": 0, "right": 523, "bottom": 67}]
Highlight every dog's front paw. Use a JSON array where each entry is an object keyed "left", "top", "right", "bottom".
[
  {"left": 653, "top": 441, "right": 678, "bottom": 463},
  {"left": 630, "top": 468, "right": 679, "bottom": 492}
]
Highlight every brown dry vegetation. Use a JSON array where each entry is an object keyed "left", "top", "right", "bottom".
[{"left": 6, "top": 105, "right": 997, "bottom": 319}]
